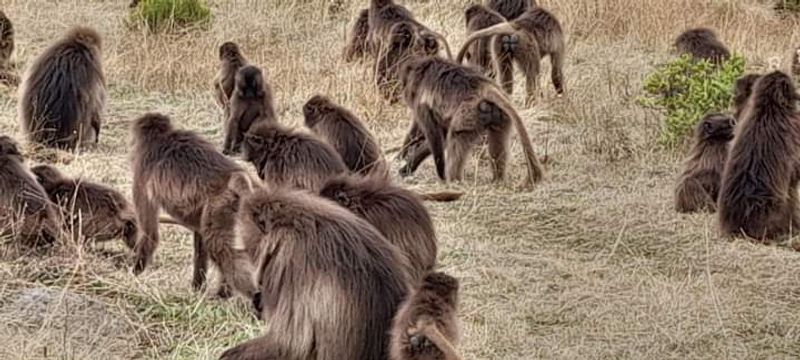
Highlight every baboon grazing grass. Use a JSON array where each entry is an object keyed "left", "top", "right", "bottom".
[
  {"left": 0, "top": 136, "right": 60, "bottom": 246},
  {"left": 674, "top": 28, "right": 730, "bottom": 65},
  {"left": 718, "top": 71, "right": 800, "bottom": 240},
  {"left": 732, "top": 74, "right": 760, "bottom": 120},
  {"left": 18, "top": 26, "right": 106, "bottom": 150},
  {"left": 303, "top": 94, "right": 386, "bottom": 175},
  {"left": 319, "top": 174, "right": 437, "bottom": 283},
  {"left": 220, "top": 188, "right": 411, "bottom": 360},
  {"left": 376, "top": 21, "right": 447, "bottom": 103},
  {"left": 486, "top": 0, "right": 537, "bottom": 20},
  {"left": 242, "top": 122, "right": 347, "bottom": 191},
  {"left": 214, "top": 42, "right": 248, "bottom": 115},
  {"left": 390, "top": 272, "right": 462, "bottom": 360},
  {"left": 223, "top": 65, "right": 276, "bottom": 155},
  {"left": 344, "top": 8, "right": 370, "bottom": 62},
  {"left": 463, "top": 4, "right": 541, "bottom": 104},
  {"left": 457, "top": 6, "right": 565, "bottom": 97},
  {"left": 398, "top": 56, "right": 545, "bottom": 188},
  {"left": 131, "top": 113, "right": 258, "bottom": 301},
  {"left": 674, "top": 114, "right": 735, "bottom": 213},
  {"left": 31, "top": 164, "right": 139, "bottom": 247}
]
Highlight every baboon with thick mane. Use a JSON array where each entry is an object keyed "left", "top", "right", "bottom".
[
  {"left": 319, "top": 174, "right": 437, "bottom": 283},
  {"left": 31, "top": 164, "right": 138, "bottom": 247},
  {"left": 220, "top": 188, "right": 411, "bottom": 360},
  {"left": 718, "top": 71, "right": 800, "bottom": 240},
  {"left": 18, "top": 27, "right": 106, "bottom": 149},
  {"left": 486, "top": 0, "right": 537, "bottom": 20},
  {"left": 214, "top": 42, "right": 248, "bottom": 115},
  {"left": 242, "top": 122, "right": 347, "bottom": 191},
  {"left": 0, "top": 136, "right": 60, "bottom": 246},
  {"left": 674, "top": 113, "right": 734, "bottom": 213},
  {"left": 674, "top": 28, "right": 730, "bottom": 65},
  {"left": 223, "top": 65, "right": 276, "bottom": 155},
  {"left": 131, "top": 113, "right": 257, "bottom": 301},
  {"left": 390, "top": 272, "right": 462, "bottom": 360},
  {"left": 376, "top": 21, "right": 447, "bottom": 103},
  {"left": 303, "top": 94, "right": 386, "bottom": 175},
  {"left": 397, "top": 56, "right": 544, "bottom": 187},
  {"left": 457, "top": 6, "right": 565, "bottom": 97},
  {"left": 732, "top": 74, "right": 760, "bottom": 120}
]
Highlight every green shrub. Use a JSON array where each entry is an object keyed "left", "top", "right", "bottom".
[
  {"left": 776, "top": 0, "right": 800, "bottom": 13},
  {"left": 638, "top": 54, "right": 745, "bottom": 147},
  {"left": 129, "top": 0, "right": 212, "bottom": 32}
]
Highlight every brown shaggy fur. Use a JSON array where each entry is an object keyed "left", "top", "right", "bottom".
[
  {"left": 18, "top": 27, "right": 106, "bottom": 150},
  {"left": 131, "top": 113, "right": 257, "bottom": 300},
  {"left": 213, "top": 42, "right": 248, "bottom": 116},
  {"left": 486, "top": 0, "right": 537, "bottom": 20},
  {"left": 390, "top": 272, "right": 462, "bottom": 360},
  {"left": 368, "top": 0, "right": 451, "bottom": 60},
  {"left": 674, "top": 28, "right": 731, "bottom": 65},
  {"left": 457, "top": 6, "right": 565, "bottom": 97},
  {"left": 242, "top": 122, "right": 347, "bottom": 191},
  {"left": 344, "top": 8, "right": 371, "bottom": 62},
  {"left": 674, "top": 114, "right": 734, "bottom": 213},
  {"left": 0, "top": 11, "right": 14, "bottom": 69},
  {"left": 0, "top": 136, "right": 60, "bottom": 246},
  {"left": 303, "top": 94, "right": 386, "bottom": 175},
  {"left": 732, "top": 74, "right": 760, "bottom": 120},
  {"left": 31, "top": 164, "right": 138, "bottom": 247},
  {"left": 223, "top": 65, "right": 276, "bottom": 155},
  {"left": 792, "top": 46, "right": 800, "bottom": 80},
  {"left": 463, "top": 5, "right": 505, "bottom": 76},
  {"left": 398, "top": 56, "right": 544, "bottom": 188},
  {"left": 219, "top": 188, "right": 411, "bottom": 360},
  {"left": 376, "top": 21, "right": 445, "bottom": 103},
  {"left": 718, "top": 71, "right": 800, "bottom": 240},
  {"left": 319, "top": 174, "right": 437, "bottom": 283}
]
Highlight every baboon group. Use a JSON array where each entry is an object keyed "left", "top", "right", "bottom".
[
  {"left": 0, "top": 0, "right": 799, "bottom": 359},
  {"left": 673, "top": 28, "right": 800, "bottom": 242}
]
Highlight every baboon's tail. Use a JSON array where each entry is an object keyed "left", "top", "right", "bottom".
[
  {"left": 417, "top": 191, "right": 464, "bottom": 202},
  {"left": 457, "top": 23, "right": 517, "bottom": 63},
  {"left": 485, "top": 90, "right": 544, "bottom": 188}
]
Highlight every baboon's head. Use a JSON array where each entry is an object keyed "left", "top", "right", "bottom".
[
  {"left": 30, "top": 165, "right": 64, "bottom": 190},
  {"left": 420, "top": 271, "right": 460, "bottom": 305},
  {"left": 69, "top": 26, "right": 102, "bottom": 51},
  {"left": 133, "top": 113, "right": 172, "bottom": 140},
  {"left": 242, "top": 123, "right": 280, "bottom": 164},
  {"left": 696, "top": 113, "right": 735, "bottom": 143},
  {"left": 303, "top": 94, "right": 335, "bottom": 127},
  {"left": 235, "top": 65, "right": 265, "bottom": 98},
  {"left": 0, "top": 135, "right": 23, "bottom": 163},
  {"left": 753, "top": 71, "right": 798, "bottom": 110},
  {"left": 219, "top": 41, "right": 241, "bottom": 61},
  {"left": 319, "top": 176, "right": 368, "bottom": 214}
]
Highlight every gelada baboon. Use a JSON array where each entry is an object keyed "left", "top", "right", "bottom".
[
  {"left": 674, "top": 113, "right": 735, "bottom": 213},
  {"left": 732, "top": 74, "right": 760, "bottom": 120},
  {"left": 344, "top": 8, "right": 370, "bottom": 62},
  {"left": 18, "top": 26, "right": 106, "bottom": 150},
  {"left": 213, "top": 42, "right": 248, "bottom": 115},
  {"left": 398, "top": 56, "right": 545, "bottom": 187},
  {"left": 368, "top": 0, "right": 452, "bottom": 59},
  {"left": 31, "top": 164, "right": 138, "bottom": 247},
  {"left": 242, "top": 122, "right": 347, "bottom": 191},
  {"left": 0, "top": 11, "right": 14, "bottom": 69},
  {"left": 223, "top": 65, "right": 276, "bottom": 155},
  {"left": 376, "top": 21, "right": 447, "bottom": 103},
  {"left": 131, "top": 113, "right": 257, "bottom": 300},
  {"left": 220, "top": 188, "right": 410, "bottom": 359},
  {"left": 303, "top": 94, "right": 386, "bottom": 175},
  {"left": 319, "top": 174, "right": 437, "bottom": 283},
  {"left": 463, "top": 4, "right": 541, "bottom": 104},
  {"left": 390, "top": 272, "right": 462, "bottom": 360},
  {"left": 0, "top": 136, "right": 60, "bottom": 246},
  {"left": 457, "top": 6, "right": 565, "bottom": 97},
  {"left": 487, "top": 0, "right": 537, "bottom": 20},
  {"left": 718, "top": 71, "right": 800, "bottom": 240},
  {"left": 674, "top": 28, "right": 730, "bottom": 65},
  {"left": 792, "top": 46, "right": 800, "bottom": 79}
]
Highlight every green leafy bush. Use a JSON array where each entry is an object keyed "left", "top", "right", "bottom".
[
  {"left": 129, "top": 0, "right": 212, "bottom": 32},
  {"left": 639, "top": 54, "right": 745, "bottom": 147}
]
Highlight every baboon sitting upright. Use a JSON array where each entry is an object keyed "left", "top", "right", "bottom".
[
  {"left": 674, "top": 28, "right": 730, "bottom": 65},
  {"left": 213, "top": 42, "right": 248, "bottom": 116},
  {"left": 674, "top": 113, "right": 735, "bottom": 213},
  {"left": 718, "top": 71, "right": 800, "bottom": 240}
]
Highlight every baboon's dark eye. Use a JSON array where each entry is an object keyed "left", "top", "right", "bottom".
[{"left": 334, "top": 190, "right": 350, "bottom": 207}]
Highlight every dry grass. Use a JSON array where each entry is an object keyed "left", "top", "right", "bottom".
[{"left": 0, "top": 0, "right": 799, "bottom": 359}]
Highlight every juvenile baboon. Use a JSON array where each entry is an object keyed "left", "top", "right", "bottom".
[
  {"left": 220, "top": 188, "right": 411, "bottom": 359},
  {"left": 674, "top": 28, "right": 730, "bottom": 65},
  {"left": 18, "top": 27, "right": 106, "bottom": 150},
  {"left": 732, "top": 74, "right": 760, "bottom": 119},
  {"left": 674, "top": 114, "right": 735, "bottom": 213},
  {"left": 131, "top": 113, "right": 257, "bottom": 300},
  {"left": 0, "top": 11, "right": 14, "bottom": 70},
  {"left": 242, "top": 122, "right": 347, "bottom": 191},
  {"left": 718, "top": 71, "right": 800, "bottom": 240},
  {"left": 223, "top": 65, "right": 276, "bottom": 155},
  {"left": 344, "top": 8, "right": 370, "bottom": 62},
  {"left": 319, "top": 175, "right": 437, "bottom": 283},
  {"left": 31, "top": 164, "right": 138, "bottom": 247},
  {"left": 487, "top": 0, "right": 537, "bottom": 20},
  {"left": 463, "top": 4, "right": 541, "bottom": 104},
  {"left": 457, "top": 6, "right": 565, "bottom": 96},
  {"left": 303, "top": 94, "right": 386, "bottom": 175},
  {"left": 213, "top": 42, "right": 248, "bottom": 115},
  {"left": 791, "top": 46, "right": 800, "bottom": 79},
  {"left": 0, "top": 136, "right": 60, "bottom": 246},
  {"left": 390, "top": 272, "right": 462, "bottom": 360},
  {"left": 398, "top": 56, "right": 545, "bottom": 187}
]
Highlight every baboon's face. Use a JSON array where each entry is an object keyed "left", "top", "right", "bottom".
[
  {"left": 220, "top": 42, "right": 240, "bottom": 60},
  {"left": 319, "top": 179, "right": 365, "bottom": 212},
  {"left": 418, "top": 32, "right": 439, "bottom": 56},
  {"left": 242, "top": 133, "right": 267, "bottom": 163},
  {"left": 699, "top": 115, "right": 735, "bottom": 142}
]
